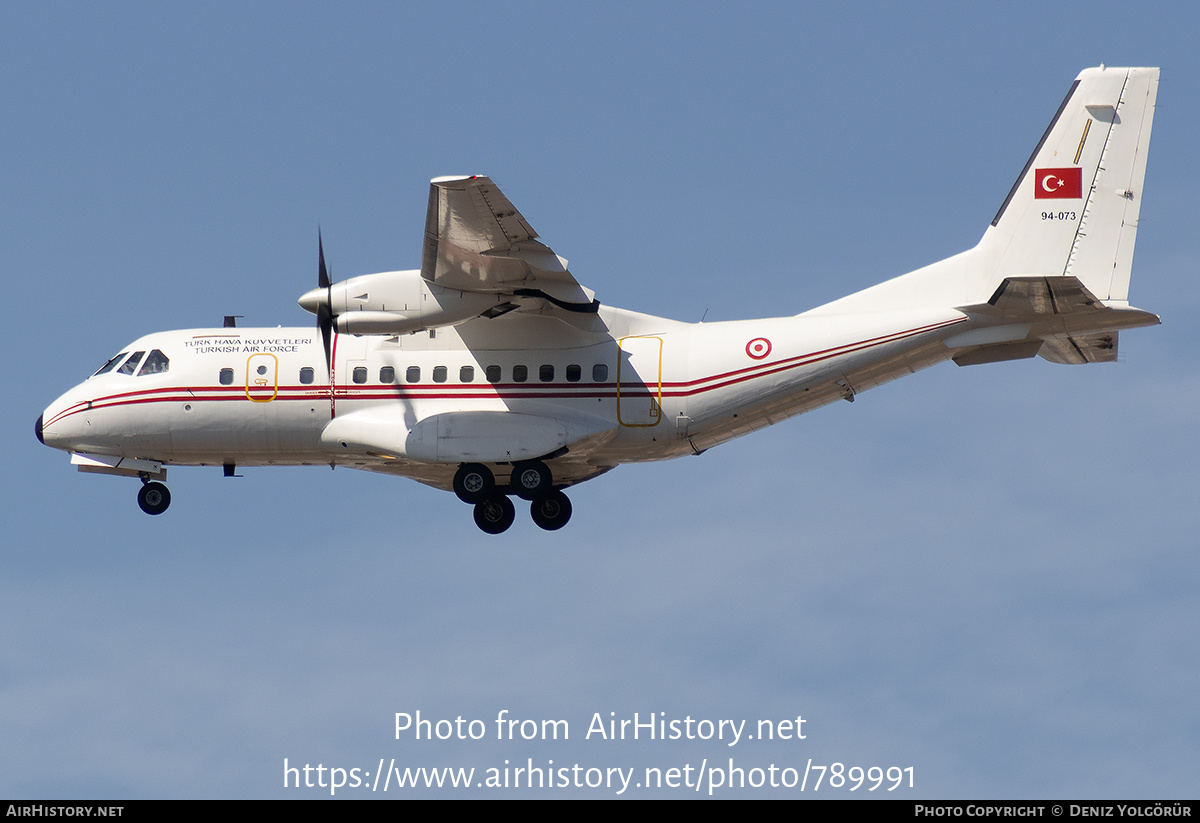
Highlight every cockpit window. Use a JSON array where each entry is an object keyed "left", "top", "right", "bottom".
[
  {"left": 92, "top": 351, "right": 129, "bottom": 377},
  {"left": 137, "top": 349, "right": 170, "bottom": 376},
  {"left": 117, "top": 351, "right": 146, "bottom": 375}
]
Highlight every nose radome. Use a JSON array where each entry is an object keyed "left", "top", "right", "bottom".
[{"left": 35, "top": 413, "right": 44, "bottom": 445}]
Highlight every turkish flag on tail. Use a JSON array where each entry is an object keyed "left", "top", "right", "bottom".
[{"left": 1034, "top": 167, "right": 1083, "bottom": 199}]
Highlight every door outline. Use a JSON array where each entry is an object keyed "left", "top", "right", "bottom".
[
  {"left": 245, "top": 353, "right": 279, "bottom": 402},
  {"left": 617, "top": 336, "right": 662, "bottom": 427}
]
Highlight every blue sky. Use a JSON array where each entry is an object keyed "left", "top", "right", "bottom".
[{"left": 4, "top": 1, "right": 1198, "bottom": 798}]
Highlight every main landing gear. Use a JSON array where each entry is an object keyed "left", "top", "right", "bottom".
[
  {"left": 137, "top": 478, "right": 171, "bottom": 515},
  {"left": 454, "top": 461, "right": 572, "bottom": 535},
  {"left": 473, "top": 494, "right": 515, "bottom": 534},
  {"left": 530, "top": 490, "right": 572, "bottom": 531}
]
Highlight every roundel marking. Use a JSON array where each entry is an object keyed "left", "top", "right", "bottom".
[{"left": 746, "top": 337, "right": 772, "bottom": 360}]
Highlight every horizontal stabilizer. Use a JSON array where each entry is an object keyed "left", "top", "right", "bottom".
[
  {"left": 985, "top": 275, "right": 1103, "bottom": 316},
  {"left": 950, "top": 275, "right": 1157, "bottom": 366},
  {"left": 964, "top": 275, "right": 1158, "bottom": 329},
  {"left": 1038, "top": 332, "right": 1118, "bottom": 364}
]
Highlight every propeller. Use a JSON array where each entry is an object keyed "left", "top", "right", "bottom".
[{"left": 317, "top": 232, "right": 334, "bottom": 371}]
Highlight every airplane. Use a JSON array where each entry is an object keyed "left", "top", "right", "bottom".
[{"left": 36, "top": 66, "right": 1160, "bottom": 534}]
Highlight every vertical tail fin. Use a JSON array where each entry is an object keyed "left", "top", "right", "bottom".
[
  {"left": 805, "top": 67, "right": 1159, "bottom": 317},
  {"left": 985, "top": 66, "right": 1159, "bottom": 303}
]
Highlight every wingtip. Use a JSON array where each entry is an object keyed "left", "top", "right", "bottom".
[{"left": 430, "top": 174, "right": 490, "bottom": 187}]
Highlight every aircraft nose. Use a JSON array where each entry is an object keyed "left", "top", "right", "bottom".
[{"left": 36, "top": 397, "right": 80, "bottom": 451}]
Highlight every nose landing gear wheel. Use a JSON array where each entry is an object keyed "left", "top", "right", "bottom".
[
  {"left": 137, "top": 481, "right": 171, "bottom": 515},
  {"left": 454, "top": 463, "right": 495, "bottom": 504},
  {"left": 530, "top": 490, "right": 572, "bottom": 531},
  {"left": 473, "top": 494, "right": 515, "bottom": 534},
  {"left": 510, "top": 460, "right": 552, "bottom": 500}
]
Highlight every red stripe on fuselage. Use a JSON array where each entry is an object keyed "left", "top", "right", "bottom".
[{"left": 45, "top": 316, "right": 965, "bottom": 427}]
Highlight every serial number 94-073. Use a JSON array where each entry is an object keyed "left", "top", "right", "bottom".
[{"left": 1041, "top": 211, "right": 1078, "bottom": 221}]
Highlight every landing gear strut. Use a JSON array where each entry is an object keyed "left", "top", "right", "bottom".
[{"left": 137, "top": 480, "right": 171, "bottom": 515}]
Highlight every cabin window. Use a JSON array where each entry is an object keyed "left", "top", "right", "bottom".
[
  {"left": 539, "top": 364, "right": 554, "bottom": 382},
  {"left": 137, "top": 349, "right": 170, "bottom": 376},
  {"left": 460, "top": 365, "right": 475, "bottom": 383},
  {"left": 219, "top": 368, "right": 234, "bottom": 385},
  {"left": 406, "top": 366, "right": 421, "bottom": 383},
  {"left": 566, "top": 364, "right": 581, "bottom": 382},
  {"left": 486, "top": 365, "right": 502, "bottom": 383},
  {"left": 513, "top": 365, "right": 528, "bottom": 383},
  {"left": 379, "top": 366, "right": 395, "bottom": 383},
  {"left": 352, "top": 366, "right": 367, "bottom": 384},
  {"left": 299, "top": 367, "right": 314, "bottom": 384},
  {"left": 117, "top": 351, "right": 145, "bottom": 376},
  {"left": 593, "top": 364, "right": 608, "bottom": 382},
  {"left": 92, "top": 351, "right": 129, "bottom": 377},
  {"left": 433, "top": 366, "right": 447, "bottom": 383}
]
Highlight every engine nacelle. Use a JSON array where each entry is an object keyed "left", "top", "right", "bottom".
[{"left": 299, "top": 269, "right": 509, "bottom": 335}]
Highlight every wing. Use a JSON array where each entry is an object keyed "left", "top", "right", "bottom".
[{"left": 420, "top": 176, "right": 598, "bottom": 311}]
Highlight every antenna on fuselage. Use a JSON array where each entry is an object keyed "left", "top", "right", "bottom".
[{"left": 223, "top": 315, "right": 242, "bottom": 328}]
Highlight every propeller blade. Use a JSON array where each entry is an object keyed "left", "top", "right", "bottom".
[
  {"left": 318, "top": 304, "right": 333, "bottom": 370},
  {"left": 317, "top": 232, "right": 334, "bottom": 371},
  {"left": 318, "top": 231, "right": 330, "bottom": 289}
]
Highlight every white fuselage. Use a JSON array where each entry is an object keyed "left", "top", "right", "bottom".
[{"left": 38, "top": 300, "right": 969, "bottom": 491}]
